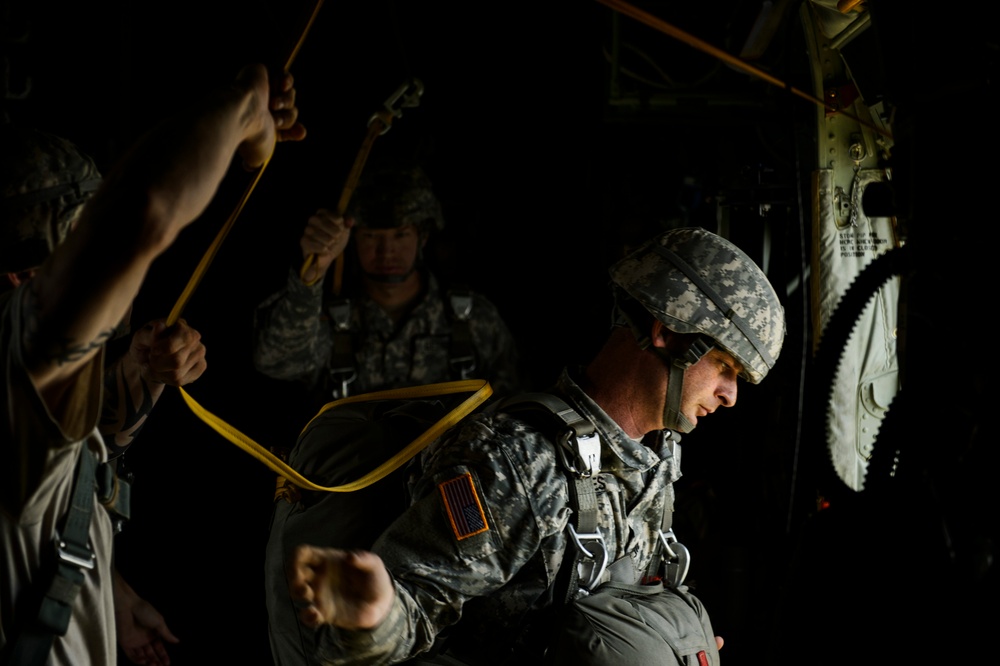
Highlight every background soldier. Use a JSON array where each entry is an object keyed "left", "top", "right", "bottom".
[{"left": 252, "top": 162, "right": 524, "bottom": 408}]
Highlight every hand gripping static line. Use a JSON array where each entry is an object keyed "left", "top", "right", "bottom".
[{"left": 299, "top": 77, "right": 425, "bottom": 291}]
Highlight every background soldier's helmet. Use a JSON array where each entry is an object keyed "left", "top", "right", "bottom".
[
  {"left": 0, "top": 124, "right": 102, "bottom": 274},
  {"left": 609, "top": 226, "right": 786, "bottom": 384},
  {"left": 347, "top": 165, "right": 444, "bottom": 234}
]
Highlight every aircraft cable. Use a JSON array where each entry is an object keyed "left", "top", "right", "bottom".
[{"left": 594, "top": 0, "right": 893, "bottom": 142}]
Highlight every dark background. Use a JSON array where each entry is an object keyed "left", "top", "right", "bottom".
[{"left": 3, "top": 1, "right": 993, "bottom": 665}]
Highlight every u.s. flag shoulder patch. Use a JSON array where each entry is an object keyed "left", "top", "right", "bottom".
[{"left": 439, "top": 473, "right": 489, "bottom": 540}]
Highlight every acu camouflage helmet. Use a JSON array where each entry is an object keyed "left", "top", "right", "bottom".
[
  {"left": 0, "top": 124, "right": 102, "bottom": 274},
  {"left": 609, "top": 226, "right": 785, "bottom": 384},
  {"left": 347, "top": 165, "right": 444, "bottom": 234}
]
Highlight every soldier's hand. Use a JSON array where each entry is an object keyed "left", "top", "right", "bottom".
[
  {"left": 235, "top": 65, "right": 306, "bottom": 170},
  {"left": 114, "top": 569, "right": 180, "bottom": 666},
  {"left": 299, "top": 208, "right": 354, "bottom": 283},
  {"left": 288, "top": 545, "right": 394, "bottom": 630},
  {"left": 271, "top": 71, "right": 306, "bottom": 144},
  {"left": 130, "top": 318, "right": 207, "bottom": 387}
]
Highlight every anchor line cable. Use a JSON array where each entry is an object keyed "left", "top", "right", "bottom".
[{"left": 594, "top": 0, "right": 893, "bottom": 141}]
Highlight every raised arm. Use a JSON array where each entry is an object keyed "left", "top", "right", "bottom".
[{"left": 22, "top": 65, "right": 304, "bottom": 407}]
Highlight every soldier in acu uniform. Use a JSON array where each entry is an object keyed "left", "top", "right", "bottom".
[
  {"left": 251, "top": 164, "right": 524, "bottom": 406},
  {"left": 286, "top": 227, "right": 787, "bottom": 665}
]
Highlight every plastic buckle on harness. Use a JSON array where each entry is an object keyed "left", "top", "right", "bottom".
[
  {"left": 449, "top": 291, "right": 473, "bottom": 320},
  {"left": 450, "top": 357, "right": 476, "bottom": 380},
  {"left": 557, "top": 431, "right": 601, "bottom": 478},
  {"left": 329, "top": 299, "right": 351, "bottom": 332},
  {"left": 658, "top": 528, "right": 690, "bottom": 588},
  {"left": 576, "top": 433, "right": 601, "bottom": 477},
  {"left": 567, "top": 524, "right": 609, "bottom": 591},
  {"left": 329, "top": 371, "right": 357, "bottom": 400}
]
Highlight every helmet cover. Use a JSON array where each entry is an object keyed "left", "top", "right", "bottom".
[
  {"left": 0, "top": 124, "right": 102, "bottom": 274},
  {"left": 347, "top": 165, "right": 443, "bottom": 233},
  {"left": 609, "top": 227, "right": 785, "bottom": 384}
]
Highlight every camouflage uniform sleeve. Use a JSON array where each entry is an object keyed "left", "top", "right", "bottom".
[
  {"left": 313, "top": 594, "right": 413, "bottom": 666},
  {"left": 313, "top": 414, "right": 571, "bottom": 665},
  {"left": 251, "top": 267, "right": 332, "bottom": 385},
  {"left": 468, "top": 295, "right": 524, "bottom": 397}
]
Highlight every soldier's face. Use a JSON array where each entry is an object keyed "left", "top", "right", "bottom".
[
  {"left": 678, "top": 348, "right": 740, "bottom": 428},
  {"left": 355, "top": 224, "right": 422, "bottom": 278}
]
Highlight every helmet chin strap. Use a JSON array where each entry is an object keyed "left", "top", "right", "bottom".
[
  {"left": 612, "top": 296, "right": 713, "bottom": 434},
  {"left": 655, "top": 349, "right": 695, "bottom": 433},
  {"left": 363, "top": 267, "right": 414, "bottom": 284},
  {"left": 652, "top": 337, "right": 714, "bottom": 434},
  {"left": 362, "top": 245, "right": 423, "bottom": 284}
]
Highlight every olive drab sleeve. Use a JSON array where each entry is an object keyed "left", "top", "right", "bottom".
[{"left": 252, "top": 267, "right": 332, "bottom": 387}]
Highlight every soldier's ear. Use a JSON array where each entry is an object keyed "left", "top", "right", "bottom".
[{"left": 651, "top": 320, "right": 670, "bottom": 349}]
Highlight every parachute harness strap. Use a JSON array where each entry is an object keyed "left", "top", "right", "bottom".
[
  {"left": 447, "top": 288, "right": 477, "bottom": 380},
  {"left": 652, "top": 244, "right": 774, "bottom": 371}
]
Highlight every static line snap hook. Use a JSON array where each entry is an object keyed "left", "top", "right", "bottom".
[
  {"left": 386, "top": 78, "right": 424, "bottom": 113},
  {"left": 368, "top": 78, "right": 424, "bottom": 135},
  {"left": 658, "top": 528, "right": 690, "bottom": 588}
]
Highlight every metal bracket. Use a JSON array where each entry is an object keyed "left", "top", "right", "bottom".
[
  {"left": 369, "top": 78, "right": 424, "bottom": 135},
  {"left": 658, "top": 528, "right": 690, "bottom": 588},
  {"left": 567, "top": 523, "right": 609, "bottom": 590},
  {"left": 56, "top": 538, "right": 95, "bottom": 571}
]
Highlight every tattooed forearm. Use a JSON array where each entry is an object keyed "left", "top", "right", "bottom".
[
  {"left": 100, "top": 355, "right": 161, "bottom": 453},
  {"left": 51, "top": 330, "right": 115, "bottom": 364}
]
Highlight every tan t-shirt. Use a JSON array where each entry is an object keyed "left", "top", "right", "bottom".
[{"left": 1, "top": 286, "right": 116, "bottom": 665}]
